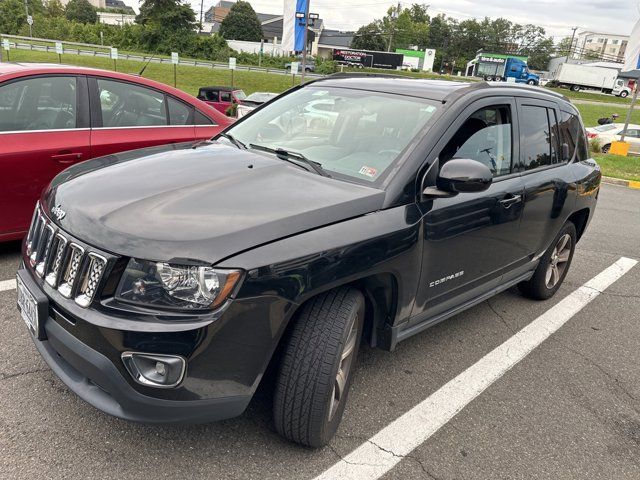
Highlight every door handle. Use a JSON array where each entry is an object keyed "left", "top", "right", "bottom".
[
  {"left": 498, "top": 194, "right": 522, "bottom": 209},
  {"left": 52, "top": 152, "right": 83, "bottom": 164}
]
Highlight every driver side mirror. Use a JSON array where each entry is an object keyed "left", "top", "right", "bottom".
[{"left": 423, "top": 158, "right": 493, "bottom": 198}]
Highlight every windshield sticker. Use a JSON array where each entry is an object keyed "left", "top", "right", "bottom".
[{"left": 359, "top": 166, "right": 377, "bottom": 178}]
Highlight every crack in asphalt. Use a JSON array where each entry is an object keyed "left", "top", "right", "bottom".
[
  {"left": 485, "top": 299, "right": 516, "bottom": 334},
  {"left": 0, "top": 368, "right": 49, "bottom": 381},
  {"left": 331, "top": 434, "right": 441, "bottom": 479},
  {"left": 566, "top": 346, "right": 640, "bottom": 409}
]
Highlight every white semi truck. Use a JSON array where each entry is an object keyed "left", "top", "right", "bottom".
[{"left": 551, "top": 63, "right": 631, "bottom": 97}]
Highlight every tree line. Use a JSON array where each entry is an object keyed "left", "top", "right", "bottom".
[{"left": 350, "top": 5, "right": 559, "bottom": 71}]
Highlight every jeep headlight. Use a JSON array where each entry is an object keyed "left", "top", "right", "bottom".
[{"left": 116, "top": 259, "right": 242, "bottom": 310}]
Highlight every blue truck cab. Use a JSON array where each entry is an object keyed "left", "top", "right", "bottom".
[{"left": 466, "top": 53, "right": 540, "bottom": 85}]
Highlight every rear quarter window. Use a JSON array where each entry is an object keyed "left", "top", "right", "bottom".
[{"left": 560, "top": 111, "right": 589, "bottom": 161}]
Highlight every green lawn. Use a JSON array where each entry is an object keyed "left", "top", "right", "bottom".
[
  {"left": 544, "top": 86, "right": 631, "bottom": 104},
  {"left": 8, "top": 49, "right": 303, "bottom": 96},
  {"left": 594, "top": 153, "right": 640, "bottom": 182},
  {"left": 574, "top": 103, "right": 640, "bottom": 128}
]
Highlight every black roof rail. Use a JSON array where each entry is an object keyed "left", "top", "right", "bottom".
[{"left": 316, "top": 72, "right": 410, "bottom": 81}]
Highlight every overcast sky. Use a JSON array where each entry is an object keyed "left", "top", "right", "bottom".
[{"left": 131, "top": 0, "right": 639, "bottom": 40}]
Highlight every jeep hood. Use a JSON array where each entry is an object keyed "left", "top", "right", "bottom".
[{"left": 43, "top": 142, "right": 385, "bottom": 264}]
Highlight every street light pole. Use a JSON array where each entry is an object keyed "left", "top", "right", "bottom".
[
  {"left": 300, "top": 0, "right": 310, "bottom": 83},
  {"left": 24, "top": 0, "right": 32, "bottom": 37},
  {"left": 568, "top": 26, "right": 578, "bottom": 59}
]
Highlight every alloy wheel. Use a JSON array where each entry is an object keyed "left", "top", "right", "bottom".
[
  {"left": 328, "top": 315, "right": 358, "bottom": 421},
  {"left": 546, "top": 234, "right": 572, "bottom": 289}
]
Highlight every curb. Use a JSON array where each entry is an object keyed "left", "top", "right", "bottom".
[{"left": 602, "top": 176, "right": 640, "bottom": 189}]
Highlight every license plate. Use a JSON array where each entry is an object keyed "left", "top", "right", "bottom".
[{"left": 16, "top": 275, "right": 38, "bottom": 335}]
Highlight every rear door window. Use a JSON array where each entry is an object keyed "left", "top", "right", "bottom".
[
  {"left": 167, "top": 96, "right": 193, "bottom": 125},
  {"left": 0, "top": 76, "right": 77, "bottom": 132},
  {"left": 520, "top": 105, "right": 552, "bottom": 170}
]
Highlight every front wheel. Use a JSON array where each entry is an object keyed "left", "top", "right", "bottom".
[
  {"left": 619, "top": 90, "right": 629, "bottom": 98},
  {"left": 519, "top": 222, "right": 576, "bottom": 300},
  {"left": 273, "top": 287, "right": 365, "bottom": 447},
  {"left": 527, "top": 79, "right": 537, "bottom": 85}
]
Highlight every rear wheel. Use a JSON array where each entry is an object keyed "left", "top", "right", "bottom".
[
  {"left": 527, "top": 79, "right": 537, "bottom": 85},
  {"left": 570, "top": 84, "right": 580, "bottom": 92},
  {"left": 519, "top": 222, "right": 576, "bottom": 300},
  {"left": 602, "top": 143, "right": 611, "bottom": 154},
  {"left": 273, "top": 287, "right": 365, "bottom": 447}
]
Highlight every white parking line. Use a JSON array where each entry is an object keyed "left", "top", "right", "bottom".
[
  {"left": 0, "top": 279, "right": 16, "bottom": 292},
  {"left": 315, "top": 257, "right": 638, "bottom": 480}
]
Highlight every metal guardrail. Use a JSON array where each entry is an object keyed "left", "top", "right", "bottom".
[{"left": 0, "top": 34, "right": 324, "bottom": 78}]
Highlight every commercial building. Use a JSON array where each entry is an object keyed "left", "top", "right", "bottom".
[{"left": 572, "top": 31, "right": 628, "bottom": 62}]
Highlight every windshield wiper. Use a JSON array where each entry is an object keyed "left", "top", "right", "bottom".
[
  {"left": 248, "top": 143, "right": 331, "bottom": 177},
  {"left": 218, "top": 132, "right": 246, "bottom": 150}
]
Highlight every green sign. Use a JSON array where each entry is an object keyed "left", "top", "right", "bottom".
[{"left": 395, "top": 49, "right": 425, "bottom": 59}]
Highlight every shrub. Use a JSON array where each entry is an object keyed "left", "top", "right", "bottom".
[{"left": 589, "top": 138, "right": 602, "bottom": 154}]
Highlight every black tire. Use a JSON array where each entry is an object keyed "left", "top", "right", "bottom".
[
  {"left": 620, "top": 90, "right": 629, "bottom": 98},
  {"left": 570, "top": 84, "right": 580, "bottom": 92},
  {"left": 602, "top": 143, "right": 611, "bottom": 154},
  {"left": 527, "top": 79, "right": 537, "bottom": 85},
  {"left": 305, "top": 67, "right": 311, "bottom": 72},
  {"left": 273, "top": 287, "right": 364, "bottom": 447},
  {"left": 519, "top": 222, "right": 577, "bottom": 300}
]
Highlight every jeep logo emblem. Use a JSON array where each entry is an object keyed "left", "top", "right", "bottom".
[{"left": 51, "top": 205, "right": 66, "bottom": 221}]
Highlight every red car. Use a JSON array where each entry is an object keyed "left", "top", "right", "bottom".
[
  {"left": 0, "top": 63, "right": 232, "bottom": 241},
  {"left": 197, "top": 86, "right": 247, "bottom": 114}
]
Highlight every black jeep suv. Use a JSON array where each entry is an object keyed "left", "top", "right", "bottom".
[{"left": 17, "top": 76, "right": 600, "bottom": 447}]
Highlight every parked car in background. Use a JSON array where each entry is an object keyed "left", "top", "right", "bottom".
[
  {"left": 586, "top": 123, "right": 640, "bottom": 153},
  {"left": 0, "top": 63, "right": 231, "bottom": 242},
  {"left": 236, "top": 92, "right": 278, "bottom": 118},
  {"left": 17, "top": 75, "right": 599, "bottom": 449},
  {"left": 285, "top": 56, "right": 315, "bottom": 73},
  {"left": 197, "top": 86, "right": 247, "bottom": 114}
]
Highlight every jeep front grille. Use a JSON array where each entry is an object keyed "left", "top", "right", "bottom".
[{"left": 26, "top": 204, "right": 110, "bottom": 308}]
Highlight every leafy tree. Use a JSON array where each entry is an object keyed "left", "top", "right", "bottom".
[
  {"left": 46, "top": 0, "right": 65, "bottom": 17},
  {"left": 351, "top": 22, "right": 387, "bottom": 51},
  {"left": 136, "top": 0, "right": 196, "bottom": 32},
  {"left": 219, "top": 0, "right": 262, "bottom": 41},
  {"left": 0, "top": 0, "right": 27, "bottom": 34},
  {"left": 65, "top": 0, "right": 97, "bottom": 24}
]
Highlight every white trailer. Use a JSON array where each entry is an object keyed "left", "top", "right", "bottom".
[{"left": 552, "top": 63, "right": 631, "bottom": 97}]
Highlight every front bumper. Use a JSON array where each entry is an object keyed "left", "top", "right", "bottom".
[{"left": 34, "top": 315, "right": 251, "bottom": 424}]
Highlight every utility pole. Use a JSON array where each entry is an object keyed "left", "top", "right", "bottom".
[
  {"left": 568, "top": 26, "right": 578, "bottom": 59},
  {"left": 24, "top": 0, "right": 32, "bottom": 37},
  {"left": 199, "top": 0, "right": 204, "bottom": 33},
  {"left": 388, "top": 2, "right": 401, "bottom": 52},
  {"left": 300, "top": 0, "right": 310, "bottom": 83}
]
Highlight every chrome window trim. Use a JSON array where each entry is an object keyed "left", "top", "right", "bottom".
[
  {"left": 91, "top": 125, "right": 198, "bottom": 130},
  {"left": 0, "top": 128, "right": 90, "bottom": 135}
]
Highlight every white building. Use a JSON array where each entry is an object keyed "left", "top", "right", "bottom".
[
  {"left": 97, "top": 12, "right": 136, "bottom": 26},
  {"left": 573, "top": 31, "right": 628, "bottom": 63}
]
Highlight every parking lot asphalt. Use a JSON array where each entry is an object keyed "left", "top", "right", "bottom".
[{"left": 1, "top": 183, "right": 639, "bottom": 480}]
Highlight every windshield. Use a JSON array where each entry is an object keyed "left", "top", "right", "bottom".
[{"left": 225, "top": 86, "right": 438, "bottom": 183}]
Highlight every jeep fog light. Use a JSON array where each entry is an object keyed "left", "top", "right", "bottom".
[{"left": 121, "top": 352, "right": 186, "bottom": 388}]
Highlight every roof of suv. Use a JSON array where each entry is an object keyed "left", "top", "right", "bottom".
[{"left": 312, "top": 74, "right": 569, "bottom": 104}]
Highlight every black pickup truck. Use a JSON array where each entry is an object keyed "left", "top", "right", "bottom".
[{"left": 16, "top": 75, "right": 600, "bottom": 447}]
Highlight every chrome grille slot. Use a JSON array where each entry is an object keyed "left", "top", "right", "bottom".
[
  {"left": 35, "top": 224, "right": 55, "bottom": 277},
  {"left": 25, "top": 205, "right": 40, "bottom": 257},
  {"left": 45, "top": 234, "right": 68, "bottom": 287},
  {"left": 58, "top": 243, "right": 85, "bottom": 298},
  {"left": 75, "top": 253, "right": 107, "bottom": 308},
  {"left": 28, "top": 210, "right": 45, "bottom": 266}
]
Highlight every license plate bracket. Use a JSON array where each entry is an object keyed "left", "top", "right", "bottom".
[{"left": 16, "top": 269, "right": 48, "bottom": 340}]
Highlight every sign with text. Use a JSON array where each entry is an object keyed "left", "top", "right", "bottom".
[
  {"left": 110, "top": 47, "right": 118, "bottom": 60},
  {"left": 171, "top": 52, "right": 179, "bottom": 65},
  {"left": 290, "top": 61, "right": 299, "bottom": 73},
  {"left": 229, "top": 57, "right": 237, "bottom": 70},
  {"left": 2, "top": 39, "right": 10, "bottom": 51},
  {"left": 55, "top": 42, "right": 63, "bottom": 55}
]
